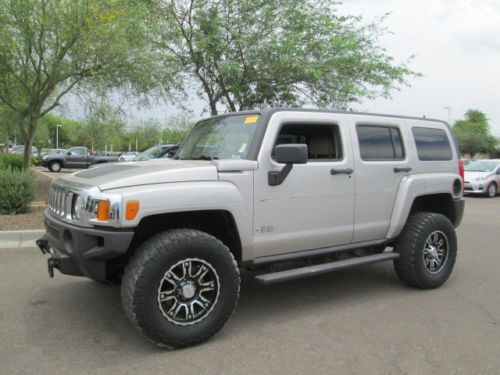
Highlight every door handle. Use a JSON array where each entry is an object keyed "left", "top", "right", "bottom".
[
  {"left": 394, "top": 167, "right": 412, "bottom": 173},
  {"left": 331, "top": 168, "right": 353, "bottom": 175}
]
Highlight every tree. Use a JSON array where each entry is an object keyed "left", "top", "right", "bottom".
[
  {"left": 153, "top": 0, "right": 417, "bottom": 115},
  {"left": 453, "top": 109, "right": 497, "bottom": 157},
  {"left": 0, "top": 0, "right": 157, "bottom": 169},
  {"left": 83, "top": 99, "right": 126, "bottom": 152},
  {"left": 0, "top": 105, "right": 20, "bottom": 151}
]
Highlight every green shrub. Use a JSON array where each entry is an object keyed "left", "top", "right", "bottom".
[
  {"left": 31, "top": 155, "right": 40, "bottom": 166},
  {"left": 0, "top": 168, "right": 36, "bottom": 214},
  {"left": 0, "top": 154, "right": 23, "bottom": 171}
]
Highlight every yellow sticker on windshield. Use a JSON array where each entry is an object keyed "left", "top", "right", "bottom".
[{"left": 244, "top": 115, "right": 259, "bottom": 124}]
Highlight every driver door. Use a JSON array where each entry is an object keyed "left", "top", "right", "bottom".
[
  {"left": 252, "top": 112, "right": 355, "bottom": 259},
  {"left": 66, "top": 147, "right": 88, "bottom": 168}
]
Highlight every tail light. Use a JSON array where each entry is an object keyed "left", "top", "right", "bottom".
[{"left": 458, "top": 159, "right": 464, "bottom": 183}]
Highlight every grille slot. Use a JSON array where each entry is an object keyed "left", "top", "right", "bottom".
[{"left": 49, "top": 185, "right": 73, "bottom": 219}]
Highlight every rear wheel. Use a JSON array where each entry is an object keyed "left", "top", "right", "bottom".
[
  {"left": 48, "top": 161, "right": 62, "bottom": 172},
  {"left": 121, "top": 229, "right": 240, "bottom": 348},
  {"left": 486, "top": 182, "right": 497, "bottom": 198},
  {"left": 394, "top": 212, "right": 457, "bottom": 289}
]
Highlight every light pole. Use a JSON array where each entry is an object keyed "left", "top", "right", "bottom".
[
  {"left": 56, "top": 124, "right": 62, "bottom": 149},
  {"left": 444, "top": 106, "right": 451, "bottom": 124}
]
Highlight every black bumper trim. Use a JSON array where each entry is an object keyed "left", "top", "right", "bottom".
[
  {"left": 453, "top": 197, "right": 465, "bottom": 227},
  {"left": 39, "top": 209, "right": 134, "bottom": 281}
]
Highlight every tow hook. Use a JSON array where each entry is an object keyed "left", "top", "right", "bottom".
[
  {"left": 47, "top": 257, "right": 59, "bottom": 278},
  {"left": 36, "top": 238, "right": 50, "bottom": 255}
]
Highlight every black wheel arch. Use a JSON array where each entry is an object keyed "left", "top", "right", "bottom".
[{"left": 106, "top": 210, "right": 243, "bottom": 280}]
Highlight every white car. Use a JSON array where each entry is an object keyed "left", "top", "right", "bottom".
[
  {"left": 118, "top": 152, "right": 139, "bottom": 162},
  {"left": 464, "top": 159, "right": 500, "bottom": 197}
]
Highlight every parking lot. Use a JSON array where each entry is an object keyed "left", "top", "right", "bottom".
[
  {"left": 32, "top": 166, "right": 84, "bottom": 180},
  {"left": 1, "top": 196, "right": 499, "bottom": 375}
]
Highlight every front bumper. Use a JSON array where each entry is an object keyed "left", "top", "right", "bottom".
[
  {"left": 464, "top": 181, "right": 487, "bottom": 194},
  {"left": 37, "top": 209, "right": 134, "bottom": 281}
]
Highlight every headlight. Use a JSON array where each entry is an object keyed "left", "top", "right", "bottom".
[
  {"left": 71, "top": 190, "right": 122, "bottom": 227},
  {"left": 72, "top": 194, "right": 81, "bottom": 220},
  {"left": 473, "top": 176, "right": 485, "bottom": 182},
  {"left": 42, "top": 155, "right": 48, "bottom": 160}
]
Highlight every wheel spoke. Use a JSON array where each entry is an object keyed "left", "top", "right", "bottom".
[{"left": 423, "top": 230, "right": 448, "bottom": 274}]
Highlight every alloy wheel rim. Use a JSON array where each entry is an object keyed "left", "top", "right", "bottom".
[
  {"left": 157, "top": 258, "right": 220, "bottom": 326},
  {"left": 423, "top": 230, "right": 449, "bottom": 274},
  {"left": 488, "top": 184, "right": 496, "bottom": 197}
]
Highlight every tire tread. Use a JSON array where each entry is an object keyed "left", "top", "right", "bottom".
[{"left": 121, "top": 228, "right": 240, "bottom": 349}]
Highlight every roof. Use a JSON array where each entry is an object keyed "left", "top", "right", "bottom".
[{"left": 198, "top": 107, "right": 450, "bottom": 126}]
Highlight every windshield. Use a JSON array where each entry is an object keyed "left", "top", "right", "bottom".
[
  {"left": 135, "top": 146, "right": 166, "bottom": 161},
  {"left": 464, "top": 160, "right": 499, "bottom": 172},
  {"left": 176, "top": 114, "right": 260, "bottom": 160}
]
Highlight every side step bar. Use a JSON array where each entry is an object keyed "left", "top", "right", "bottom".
[{"left": 254, "top": 252, "right": 400, "bottom": 285}]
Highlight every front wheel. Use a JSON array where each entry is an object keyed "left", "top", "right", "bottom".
[
  {"left": 486, "top": 182, "right": 497, "bottom": 198},
  {"left": 394, "top": 212, "right": 457, "bottom": 289},
  {"left": 48, "top": 161, "right": 62, "bottom": 172},
  {"left": 121, "top": 229, "right": 240, "bottom": 348}
]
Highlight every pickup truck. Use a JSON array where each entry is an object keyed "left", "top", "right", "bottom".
[{"left": 40, "top": 147, "right": 119, "bottom": 172}]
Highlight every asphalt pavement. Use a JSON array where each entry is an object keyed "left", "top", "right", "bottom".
[{"left": 1, "top": 196, "right": 499, "bottom": 375}]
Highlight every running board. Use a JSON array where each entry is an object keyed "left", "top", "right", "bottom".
[{"left": 254, "top": 252, "right": 400, "bottom": 285}]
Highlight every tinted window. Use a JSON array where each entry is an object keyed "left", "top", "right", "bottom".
[
  {"left": 274, "top": 124, "right": 342, "bottom": 161},
  {"left": 70, "top": 148, "right": 87, "bottom": 156},
  {"left": 357, "top": 125, "right": 405, "bottom": 161},
  {"left": 412, "top": 127, "right": 452, "bottom": 161}
]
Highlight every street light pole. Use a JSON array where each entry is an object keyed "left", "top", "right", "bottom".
[
  {"left": 56, "top": 124, "right": 62, "bottom": 149},
  {"left": 444, "top": 106, "right": 451, "bottom": 124}
]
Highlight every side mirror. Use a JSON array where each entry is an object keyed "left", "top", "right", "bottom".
[
  {"left": 67, "top": 151, "right": 72, "bottom": 156},
  {"left": 496, "top": 169, "right": 500, "bottom": 175},
  {"left": 275, "top": 144, "right": 308, "bottom": 164},
  {"left": 269, "top": 144, "right": 308, "bottom": 186}
]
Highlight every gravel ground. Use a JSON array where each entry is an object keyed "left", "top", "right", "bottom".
[{"left": 0, "top": 170, "right": 51, "bottom": 231}]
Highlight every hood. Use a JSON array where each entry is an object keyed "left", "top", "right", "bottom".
[
  {"left": 61, "top": 159, "right": 218, "bottom": 190},
  {"left": 464, "top": 171, "right": 492, "bottom": 181}
]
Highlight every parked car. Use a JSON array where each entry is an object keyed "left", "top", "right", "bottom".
[
  {"left": 40, "top": 146, "right": 119, "bottom": 172},
  {"left": 134, "top": 144, "right": 179, "bottom": 161},
  {"left": 9, "top": 145, "right": 38, "bottom": 155},
  {"left": 464, "top": 159, "right": 500, "bottom": 197},
  {"left": 37, "top": 109, "right": 464, "bottom": 348},
  {"left": 118, "top": 152, "right": 140, "bottom": 162}
]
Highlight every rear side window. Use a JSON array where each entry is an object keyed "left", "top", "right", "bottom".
[
  {"left": 356, "top": 125, "right": 405, "bottom": 161},
  {"left": 412, "top": 127, "right": 453, "bottom": 161}
]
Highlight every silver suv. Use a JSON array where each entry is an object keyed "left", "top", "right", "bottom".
[{"left": 36, "top": 109, "right": 465, "bottom": 348}]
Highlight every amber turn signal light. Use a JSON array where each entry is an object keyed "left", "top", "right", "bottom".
[
  {"left": 97, "top": 199, "right": 111, "bottom": 221},
  {"left": 125, "top": 200, "right": 140, "bottom": 220}
]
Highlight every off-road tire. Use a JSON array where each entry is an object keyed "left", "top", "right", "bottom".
[
  {"left": 394, "top": 212, "right": 457, "bottom": 289},
  {"left": 486, "top": 182, "right": 497, "bottom": 198},
  {"left": 121, "top": 229, "right": 240, "bottom": 349},
  {"left": 48, "top": 161, "right": 62, "bottom": 172}
]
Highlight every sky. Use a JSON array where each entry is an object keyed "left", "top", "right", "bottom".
[
  {"left": 338, "top": 0, "right": 500, "bottom": 135},
  {"left": 63, "top": 0, "right": 500, "bottom": 136}
]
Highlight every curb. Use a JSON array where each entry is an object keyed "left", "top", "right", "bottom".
[{"left": 0, "top": 230, "right": 45, "bottom": 249}]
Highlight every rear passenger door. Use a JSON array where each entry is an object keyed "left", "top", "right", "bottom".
[{"left": 349, "top": 117, "right": 411, "bottom": 242}]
